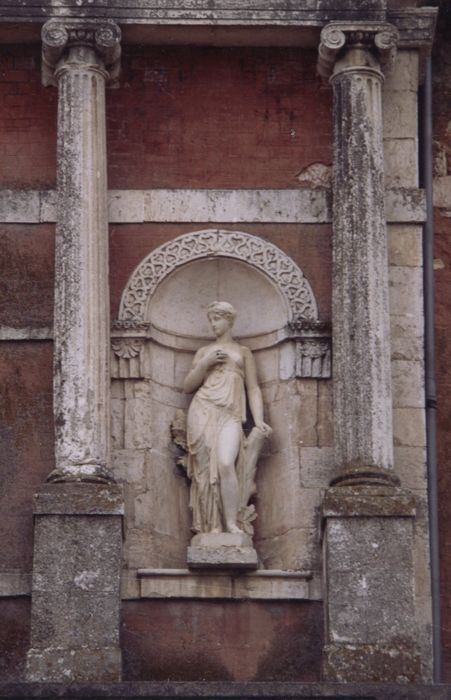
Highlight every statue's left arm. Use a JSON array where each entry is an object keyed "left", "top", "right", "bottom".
[{"left": 243, "top": 347, "right": 272, "bottom": 435}]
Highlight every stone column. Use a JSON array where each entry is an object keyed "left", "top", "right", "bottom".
[
  {"left": 319, "top": 23, "right": 399, "bottom": 487},
  {"left": 26, "top": 20, "right": 123, "bottom": 682},
  {"left": 318, "top": 24, "right": 421, "bottom": 682},
  {"left": 43, "top": 19, "right": 121, "bottom": 484}
]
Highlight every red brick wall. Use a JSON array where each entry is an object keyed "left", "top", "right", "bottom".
[
  {"left": 0, "top": 46, "right": 56, "bottom": 189},
  {"left": 0, "top": 224, "right": 55, "bottom": 571},
  {"left": 0, "top": 45, "right": 332, "bottom": 191},
  {"left": 0, "top": 224, "right": 54, "bottom": 328},
  {"left": 0, "top": 599, "right": 31, "bottom": 681},
  {"left": 107, "top": 46, "right": 332, "bottom": 189},
  {"left": 122, "top": 600, "right": 322, "bottom": 681},
  {"left": 0, "top": 342, "right": 54, "bottom": 571}
]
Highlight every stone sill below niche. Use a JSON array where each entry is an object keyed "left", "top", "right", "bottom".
[
  {"left": 0, "top": 570, "right": 321, "bottom": 601},
  {"left": 135, "top": 569, "right": 322, "bottom": 601}
]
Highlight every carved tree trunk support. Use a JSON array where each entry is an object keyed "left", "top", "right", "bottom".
[
  {"left": 26, "top": 20, "right": 123, "bottom": 682},
  {"left": 318, "top": 23, "right": 421, "bottom": 683}
]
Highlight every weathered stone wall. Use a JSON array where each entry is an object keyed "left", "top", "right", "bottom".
[{"left": 432, "top": 6, "right": 451, "bottom": 683}]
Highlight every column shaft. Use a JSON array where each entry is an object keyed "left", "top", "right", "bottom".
[
  {"left": 331, "top": 49, "right": 394, "bottom": 479},
  {"left": 52, "top": 46, "right": 111, "bottom": 481}
]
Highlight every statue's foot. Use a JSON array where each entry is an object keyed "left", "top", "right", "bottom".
[
  {"left": 210, "top": 528, "right": 221, "bottom": 534},
  {"left": 226, "top": 523, "right": 244, "bottom": 535}
]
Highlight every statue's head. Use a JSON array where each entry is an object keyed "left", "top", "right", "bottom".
[{"left": 207, "top": 301, "right": 237, "bottom": 330}]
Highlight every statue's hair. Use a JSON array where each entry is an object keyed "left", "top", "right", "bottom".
[{"left": 207, "top": 301, "right": 237, "bottom": 323}]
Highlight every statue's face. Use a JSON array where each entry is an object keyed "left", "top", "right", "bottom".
[{"left": 208, "top": 312, "right": 231, "bottom": 337}]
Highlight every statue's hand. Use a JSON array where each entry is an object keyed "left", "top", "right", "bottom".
[
  {"left": 203, "top": 347, "right": 228, "bottom": 369},
  {"left": 255, "top": 421, "right": 272, "bottom": 436}
]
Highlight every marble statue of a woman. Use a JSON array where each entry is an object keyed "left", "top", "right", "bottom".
[{"left": 183, "top": 301, "right": 271, "bottom": 540}]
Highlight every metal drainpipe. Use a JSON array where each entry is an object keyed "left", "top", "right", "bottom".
[{"left": 421, "top": 55, "right": 442, "bottom": 684}]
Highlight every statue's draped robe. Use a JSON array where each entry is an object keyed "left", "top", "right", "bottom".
[{"left": 186, "top": 352, "right": 246, "bottom": 533}]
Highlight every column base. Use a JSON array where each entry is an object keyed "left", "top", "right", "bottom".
[
  {"left": 47, "top": 464, "right": 115, "bottom": 484},
  {"left": 330, "top": 464, "right": 400, "bottom": 488},
  {"left": 26, "top": 645, "right": 122, "bottom": 683},
  {"left": 323, "top": 642, "right": 421, "bottom": 683}
]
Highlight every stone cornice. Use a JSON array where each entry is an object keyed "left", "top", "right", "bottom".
[
  {"left": 317, "top": 21, "right": 399, "bottom": 79},
  {"left": 41, "top": 18, "right": 121, "bottom": 87}
]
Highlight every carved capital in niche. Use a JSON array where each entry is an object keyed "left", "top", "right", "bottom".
[
  {"left": 287, "top": 317, "right": 332, "bottom": 378},
  {"left": 318, "top": 22, "right": 399, "bottom": 79},
  {"left": 110, "top": 321, "right": 150, "bottom": 379},
  {"left": 41, "top": 19, "right": 121, "bottom": 86},
  {"left": 111, "top": 338, "right": 145, "bottom": 360},
  {"left": 295, "top": 339, "right": 331, "bottom": 379}
]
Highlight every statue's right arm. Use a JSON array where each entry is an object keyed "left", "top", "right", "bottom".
[{"left": 183, "top": 348, "right": 209, "bottom": 394}]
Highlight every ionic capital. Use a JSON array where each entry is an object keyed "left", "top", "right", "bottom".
[
  {"left": 41, "top": 19, "right": 121, "bottom": 87},
  {"left": 317, "top": 22, "right": 399, "bottom": 80}
]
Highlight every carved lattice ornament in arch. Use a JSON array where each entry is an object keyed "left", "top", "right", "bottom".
[{"left": 119, "top": 229, "right": 318, "bottom": 322}]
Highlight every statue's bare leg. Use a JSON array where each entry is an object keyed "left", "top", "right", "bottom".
[{"left": 217, "top": 421, "right": 242, "bottom": 533}]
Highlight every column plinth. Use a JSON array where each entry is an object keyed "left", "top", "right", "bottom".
[{"left": 42, "top": 20, "right": 121, "bottom": 483}]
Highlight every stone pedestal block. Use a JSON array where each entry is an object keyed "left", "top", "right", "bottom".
[
  {"left": 187, "top": 532, "right": 258, "bottom": 570},
  {"left": 322, "top": 485, "right": 420, "bottom": 682},
  {"left": 26, "top": 483, "right": 124, "bottom": 682}
]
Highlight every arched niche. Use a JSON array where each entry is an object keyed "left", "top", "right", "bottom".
[
  {"left": 148, "top": 258, "right": 288, "bottom": 341},
  {"left": 119, "top": 229, "right": 318, "bottom": 325}
]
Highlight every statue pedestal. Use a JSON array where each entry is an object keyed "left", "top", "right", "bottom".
[{"left": 187, "top": 532, "right": 258, "bottom": 570}]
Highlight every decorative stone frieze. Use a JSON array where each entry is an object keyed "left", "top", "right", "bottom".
[{"left": 42, "top": 19, "right": 121, "bottom": 483}]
